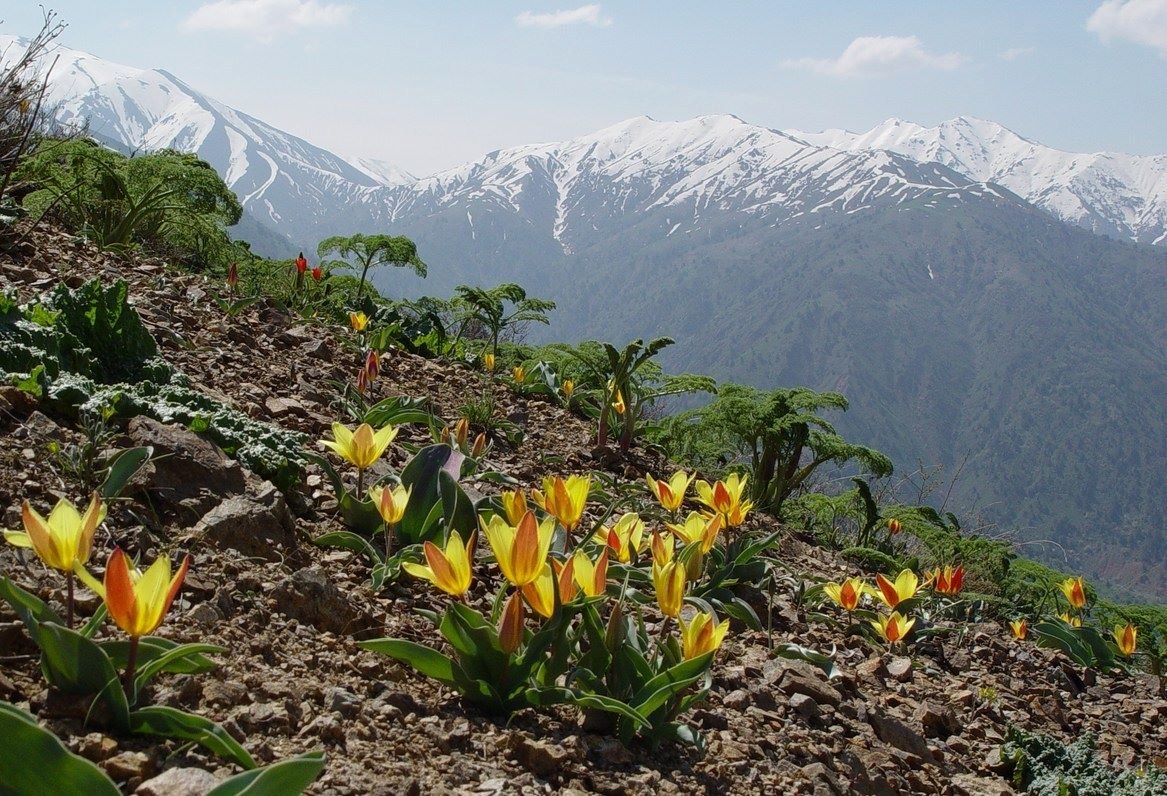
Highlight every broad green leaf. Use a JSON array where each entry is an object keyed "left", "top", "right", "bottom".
[
  {"left": 0, "top": 701, "right": 120, "bottom": 795},
  {"left": 772, "top": 643, "right": 839, "bottom": 679},
  {"left": 206, "top": 751, "right": 327, "bottom": 796},
  {"left": 0, "top": 576, "right": 63, "bottom": 638},
  {"left": 530, "top": 687, "right": 650, "bottom": 728},
  {"left": 99, "top": 445, "right": 152, "bottom": 499},
  {"left": 129, "top": 706, "right": 255, "bottom": 770},
  {"left": 35, "top": 622, "right": 129, "bottom": 730},
  {"left": 630, "top": 652, "right": 713, "bottom": 717},
  {"left": 101, "top": 637, "right": 217, "bottom": 675},
  {"left": 133, "top": 643, "right": 224, "bottom": 693},
  {"left": 313, "top": 531, "right": 383, "bottom": 564},
  {"left": 358, "top": 639, "right": 458, "bottom": 686}
]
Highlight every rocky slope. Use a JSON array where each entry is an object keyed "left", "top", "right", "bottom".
[{"left": 0, "top": 224, "right": 1165, "bottom": 794}]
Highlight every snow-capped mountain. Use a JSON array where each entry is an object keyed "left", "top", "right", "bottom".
[
  {"left": 789, "top": 116, "right": 1167, "bottom": 245},
  {"left": 0, "top": 34, "right": 404, "bottom": 251}
]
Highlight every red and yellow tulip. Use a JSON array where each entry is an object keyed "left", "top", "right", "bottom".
[
  {"left": 652, "top": 535, "right": 685, "bottom": 619},
  {"left": 645, "top": 471, "right": 694, "bottom": 513},
  {"left": 349, "top": 311, "right": 368, "bottom": 332},
  {"left": 1059, "top": 576, "right": 1087, "bottom": 610},
  {"left": 928, "top": 564, "right": 965, "bottom": 596},
  {"left": 481, "top": 510, "right": 555, "bottom": 587},
  {"left": 599, "top": 512, "right": 647, "bottom": 563},
  {"left": 403, "top": 530, "right": 476, "bottom": 598},
  {"left": 103, "top": 548, "right": 191, "bottom": 639},
  {"left": 499, "top": 590, "right": 525, "bottom": 654},
  {"left": 532, "top": 474, "right": 590, "bottom": 534},
  {"left": 823, "top": 577, "right": 868, "bottom": 612},
  {"left": 1009, "top": 619, "right": 1029, "bottom": 640},
  {"left": 871, "top": 611, "right": 915, "bottom": 644},
  {"left": 499, "top": 489, "right": 529, "bottom": 526},
  {"left": 5, "top": 493, "right": 105, "bottom": 574},
  {"left": 1058, "top": 612, "right": 1083, "bottom": 628},
  {"left": 680, "top": 611, "right": 730, "bottom": 660},
  {"left": 1114, "top": 623, "right": 1137, "bottom": 656},
  {"left": 665, "top": 511, "right": 723, "bottom": 555},
  {"left": 695, "top": 473, "right": 753, "bottom": 527},
  {"left": 570, "top": 547, "right": 609, "bottom": 598},
  {"left": 370, "top": 483, "right": 410, "bottom": 526},
  {"left": 886, "top": 518, "right": 902, "bottom": 535},
  {"left": 874, "top": 569, "right": 920, "bottom": 609}
]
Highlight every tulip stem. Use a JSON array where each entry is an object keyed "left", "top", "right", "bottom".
[
  {"left": 357, "top": 468, "right": 365, "bottom": 500},
  {"left": 124, "top": 635, "right": 140, "bottom": 701},
  {"left": 65, "top": 571, "right": 74, "bottom": 629},
  {"left": 384, "top": 521, "right": 394, "bottom": 562}
]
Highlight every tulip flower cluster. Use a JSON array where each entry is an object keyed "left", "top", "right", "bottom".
[{"left": 818, "top": 564, "right": 969, "bottom": 646}]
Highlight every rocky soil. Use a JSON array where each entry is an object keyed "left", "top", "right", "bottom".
[{"left": 1, "top": 226, "right": 1165, "bottom": 795}]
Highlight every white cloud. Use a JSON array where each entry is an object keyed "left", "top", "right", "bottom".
[
  {"left": 1087, "top": 0, "right": 1167, "bottom": 56},
  {"left": 515, "top": 4, "right": 612, "bottom": 29},
  {"left": 999, "top": 46, "right": 1034, "bottom": 61},
  {"left": 183, "top": 0, "right": 352, "bottom": 39},
  {"left": 783, "top": 35, "right": 965, "bottom": 77}
]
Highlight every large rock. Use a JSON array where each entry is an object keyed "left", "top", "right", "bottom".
[
  {"left": 127, "top": 416, "right": 246, "bottom": 518},
  {"left": 192, "top": 481, "right": 296, "bottom": 561},
  {"left": 270, "top": 566, "right": 377, "bottom": 637},
  {"left": 135, "top": 767, "right": 221, "bottom": 796}
]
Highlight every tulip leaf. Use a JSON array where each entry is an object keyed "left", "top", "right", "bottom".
[
  {"left": 80, "top": 604, "right": 109, "bottom": 639},
  {"left": 629, "top": 652, "right": 713, "bottom": 717},
  {"left": 441, "top": 602, "right": 507, "bottom": 682},
  {"left": 0, "top": 575, "right": 64, "bottom": 638},
  {"left": 772, "top": 643, "right": 840, "bottom": 679},
  {"left": 205, "top": 751, "right": 327, "bottom": 796},
  {"left": 715, "top": 597, "right": 762, "bottom": 631},
  {"left": 399, "top": 444, "right": 460, "bottom": 545},
  {"left": 0, "top": 701, "right": 120, "bottom": 795},
  {"left": 99, "top": 445, "right": 152, "bottom": 499},
  {"left": 438, "top": 470, "right": 477, "bottom": 540},
  {"left": 101, "top": 637, "right": 218, "bottom": 675},
  {"left": 362, "top": 395, "right": 438, "bottom": 429},
  {"left": 129, "top": 706, "right": 256, "bottom": 769},
  {"left": 527, "top": 687, "right": 650, "bottom": 728},
  {"left": 358, "top": 639, "right": 458, "bottom": 687},
  {"left": 313, "top": 531, "right": 384, "bottom": 564},
  {"left": 35, "top": 621, "right": 130, "bottom": 730},
  {"left": 133, "top": 642, "right": 224, "bottom": 694}
]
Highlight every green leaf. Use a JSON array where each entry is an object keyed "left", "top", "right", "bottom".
[
  {"left": 35, "top": 622, "right": 129, "bottom": 729},
  {"left": 357, "top": 639, "right": 458, "bottom": 687},
  {"left": 98, "top": 445, "right": 152, "bottom": 499},
  {"left": 527, "top": 687, "right": 650, "bottom": 728},
  {"left": 630, "top": 653, "right": 713, "bottom": 717},
  {"left": 0, "top": 701, "right": 120, "bottom": 795},
  {"left": 399, "top": 444, "right": 459, "bottom": 545},
  {"left": 100, "top": 637, "right": 217, "bottom": 675},
  {"left": 772, "top": 643, "right": 839, "bottom": 679},
  {"left": 1033, "top": 620, "right": 1096, "bottom": 667},
  {"left": 313, "top": 530, "right": 384, "bottom": 564},
  {"left": 206, "top": 751, "right": 327, "bottom": 796},
  {"left": 133, "top": 643, "right": 224, "bottom": 693},
  {"left": 0, "top": 575, "right": 64, "bottom": 637},
  {"left": 79, "top": 604, "right": 108, "bottom": 639},
  {"left": 129, "top": 706, "right": 255, "bottom": 769}
]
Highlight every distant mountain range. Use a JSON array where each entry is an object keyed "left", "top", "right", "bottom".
[{"left": 6, "top": 33, "right": 1167, "bottom": 600}]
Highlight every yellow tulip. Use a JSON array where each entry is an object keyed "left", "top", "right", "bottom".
[
  {"left": 871, "top": 611, "right": 915, "bottom": 644},
  {"left": 645, "top": 471, "right": 694, "bottom": 513},
  {"left": 499, "top": 489, "right": 529, "bottom": 526},
  {"left": 5, "top": 493, "right": 105, "bottom": 574},
  {"left": 823, "top": 577, "right": 868, "bottom": 612},
  {"left": 562, "top": 379, "right": 574, "bottom": 399},
  {"left": 571, "top": 547, "right": 609, "bottom": 598},
  {"left": 370, "top": 483, "right": 410, "bottom": 525},
  {"left": 102, "top": 548, "right": 191, "bottom": 639},
  {"left": 653, "top": 559, "right": 686, "bottom": 618},
  {"left": 483, "top": 352, "right": 496, "bottom": 372},
  {"left": 1059, "top": 576, "right": 1088, "bottom": 610},
  {"left": 886, "top": 518, "right": 902, "bottom": 535},
  {"left": 874, "top": 569, "right": 919, "bottom": 609},
  {"left": 665, "top": 511, "right": 723, "bottom": 555},
  {"left": 349, "top": 311, "right": 368, "bottom": 332},
  {"left": 403, "top": 530, "right": 476, "bottom": 597},
  {"left": 695, "top": 473, "right": 753, "bottom": 527},
  {"left": 512, "top": 365, "right": 526, "bottom": 384},
  {"left": 597, "top": 512, "right": 646, "bottom": 563},
  {"left": 532, "top": 475, "right": 590, "bottom": 533},
  {"left": 611, "top": 388, "right": 626, "bottom": 415},
  {"left": 680, "top": 611, "right": 730, "bottom": 660},
  {"left": 1114, "top": 623, "right": 1137, "bottom": 657},
  {"left": 650, "top": 530, "right": 674, "bottom": 567},
  {"left": 1058, "top": 612, "right": 1083, "bottom": 628},
  {"left": 481, "top": 510, "right": 555, "bottom": 587},
  {"left": 499, "top": 590, "right": 524, "bottom": 654},
  {"left": 522, "top": 564, "right": 557, "bottom": 619},
  {"left": 1009, "top": 619, "right": 1029, "bottom": 640},
  {"left": 322, "top": 422, "right": 397, "bottom": 472}
]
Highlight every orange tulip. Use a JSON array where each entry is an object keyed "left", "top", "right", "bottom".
[
  {"left": 1059, "top": 576, "right": 1087, "bottom": 610},
  {"left": 871, "top": 611, "right": 915, "bottom": 644},
  {"left": 1114, "top": 624, "right": 1137, "bottom": 657},
  {"left": 824, "top": 577, "right": 868, "bottom": 612},
  {"left": 886, "top": 518, "right": 902, "bottom": 535},
  {"left": 499, "top": 591, "right": 524, "bottom": 654},
  {"left": 680, "top": 611, "right": 730, "bottom": 660},
  {"left": 102, "top": 548, "right": 190, "bottom": 639},
  {"left": 929, "top": 564, "right": 965, "bottom": 595},
  {"left": 1009, "top": 619, "right": 1029, "bottom": 640},
  {"left": 874, "top": 569, "right": 919, "bottom": 609}
]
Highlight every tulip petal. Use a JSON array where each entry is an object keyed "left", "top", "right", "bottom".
[{"left": 104, "top": 548, "right": 138, "bottom": 635}]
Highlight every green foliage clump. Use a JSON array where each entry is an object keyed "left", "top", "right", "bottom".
[
  {"left": 318, "top": 232, "right": 425, "bottom": 302},
  {"left": 0, "top": 280, "right": 305, "bottom": 490},
  {"left": 453, "top": 282, "right": 556, "bottom": 357},
  {"left": 1002, "top": 727, "right": 1166, "bottom": 795},
  {"left": 19, "top": 139, "right": 241, "bottom": 270}
]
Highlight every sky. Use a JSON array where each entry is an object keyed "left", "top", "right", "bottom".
[{"left": 2, "top": 1, "right": 1166, "bottom": 176}]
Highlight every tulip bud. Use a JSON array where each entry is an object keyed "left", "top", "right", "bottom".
[
  {"left": 484, "top": 353, "right": 496, "bottom": 373},
  {"left": 439, "top": 426, "right": 450, "bottom": 444},
  {"left": 887, "top": 518, "right": 902, "bottom": 535},
  {"left": 295, "top": 252, "right": 308, "bottom": 274},
  {"left": 563, "top": 379, "right": 574, "bottom": 399},
  {"left": 226, "top": 262, "right": 238, "bottom": 292},
  {"left": 311, "top": 265, "right": 323, "bottom": 281},
  {"left": 512, "top": 365, "right": 525, "bottom": 384},
  {"left": 499, "top": 591, "right": 524, "bottom": 655},
  {"left": 365, "top": 350, "right": 380, "bottom": 381},
  {"left": 454, "top": 417, "right": 469, "bottom": 447},
  {"left": 470, "top": 432, "right": 487, "bottom": 458},
  {"left": 356, "top": 366, "right": 370, "bottom": 395}
]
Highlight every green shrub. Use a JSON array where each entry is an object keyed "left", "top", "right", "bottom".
[{"left": 1001, "top": 726, "right": 1166, "bottom": 795}]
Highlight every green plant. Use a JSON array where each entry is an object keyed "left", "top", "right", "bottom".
[
  {"left": 453, "top": 283, "right": 556, "bottom": 357},
  {"left": 1001, "top": 726, "right": 1166, "bottom": 795},
  {"left": 317, "top": 232, "right": 426, "bottom": 303}
]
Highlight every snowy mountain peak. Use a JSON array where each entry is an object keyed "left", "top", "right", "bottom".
[{"left": 789, "top": 116, "right": 1167, "bottom": 244}]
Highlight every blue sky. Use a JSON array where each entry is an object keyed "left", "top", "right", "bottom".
[{"left": 3, "top": 1, "right": 1165, "bottom": 175}]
